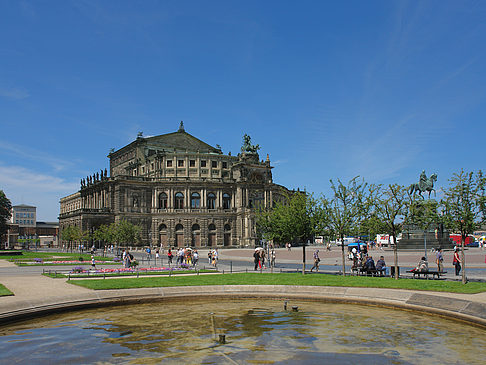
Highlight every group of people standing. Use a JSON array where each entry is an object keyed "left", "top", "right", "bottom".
[
  {"left": 166, "top": 247, "right": 200, "bottom": 267},
  {"left": 207, "top": 249, "right": 218, "bottom": 267},
  {"left": 253, "top": 248, "right": 277, "bottom": 270}
]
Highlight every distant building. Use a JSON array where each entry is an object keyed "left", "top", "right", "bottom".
[
  {"left": 59, "top": 123, "right": 289, "bottom": 248},
  {"left": 11, "top": 204, "right": 36, "bottom": 238},
  {"left": 11, "top": 204, "right": 36, "bottom": 227},
  {"left": 5, "top": 205, "right": 59, "bottom": 248}
]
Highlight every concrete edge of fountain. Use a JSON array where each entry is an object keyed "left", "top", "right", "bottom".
[{"left": 1, "top": 285, "right": 486, "bottom": 328}]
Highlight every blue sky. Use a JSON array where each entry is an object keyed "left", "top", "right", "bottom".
[{"left": 1, "top": 0, "right": 485, "bottom": 221}]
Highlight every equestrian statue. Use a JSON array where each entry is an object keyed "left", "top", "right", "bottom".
[{"left": 409, "top": 170, "right": 437, "bottom": 199}]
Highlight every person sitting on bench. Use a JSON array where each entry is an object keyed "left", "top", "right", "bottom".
[
  {"left": 375, "top": 256, "right": 386, "bottom": 276},
  {"left": 414, "top": 257, "right": 428, "bottom": 272},
  {"left": 363, "top": 256, "right": 376, "bottom": 274}
]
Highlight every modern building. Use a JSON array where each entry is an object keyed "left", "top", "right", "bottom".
[
  {"left": 5, "top": 205, "right": 59, "bottom": 248},
  {"left": 59, "top": 123, "right": 289, "bottom": 248},
  {"left": 11, "top": 204, "right": 36, "bottom": 228}
]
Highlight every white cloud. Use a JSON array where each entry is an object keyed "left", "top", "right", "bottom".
[
  {"left": 0, "top": 165, "right": 78, "bottom": 221},
  {"left": 0, "top": 141, "right": 74, "bottom": 172},
  {"left": 0, "top": 165, "right": 78, "bottom": 193}
]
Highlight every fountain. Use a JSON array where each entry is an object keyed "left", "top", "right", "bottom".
[{"left": 0, "top": 298, "right": 485, "bottom": 364}]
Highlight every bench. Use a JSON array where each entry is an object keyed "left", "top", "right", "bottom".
[
  {"left": 406, "top": 270, "right": 446, "bottom": 279},
  {"left": 351, "top": 267, "right": 385, "bottom": 277}
]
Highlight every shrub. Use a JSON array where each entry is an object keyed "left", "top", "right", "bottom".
[{"left": 78, "top": 257, "right": 84, "bottom": 262}]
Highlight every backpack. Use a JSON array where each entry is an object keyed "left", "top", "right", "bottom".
[{"left": 129, "top": 254, "right": 134, "bottom": 260}]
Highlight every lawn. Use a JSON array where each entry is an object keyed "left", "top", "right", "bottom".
[
  {"left": 0, "top": 284, "right": 13, "bottom": 297},
  {"left": 69, "top": 272, "right": 486, "bottom": 294}
]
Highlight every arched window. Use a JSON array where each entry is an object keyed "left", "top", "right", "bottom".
[
  {"left": 207, "top": 192, "right": 216, "bottom": 209},
  {"left": 222, "top": 193, "right": 231, "bottom": 209},
  {"left": 159, "top": 193, "right": 168, "bottom": 209},
  {"left": 175, "top": 192, "right": 184, "bottom": 209},
  {"left": 224, "top": 224, "right": 231, "bottom": 246},
  {"left": 159, "top": 224, "right": 168, "bottom": 247},
  {"left": 191, "top": 192, "right": 201, "bottom": 209},
  {"left": 208, "top": 223, "right": 217, "bottom": 247},
  {"left": 175, "top": 223, "right": 184, "bottom": 247},
  {"left": 192, "top": 224, "right": 201, "bottom": 246}
]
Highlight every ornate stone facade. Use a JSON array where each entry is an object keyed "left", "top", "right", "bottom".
[{"left": 59, "top": 124, "right": 289, "bottom": 248}]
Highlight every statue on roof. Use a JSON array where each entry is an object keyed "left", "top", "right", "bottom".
[
  {"left": 178, "top": 121, "right": 185, "bottom": 132},
  {"left": 137, "top": 131, "right": 143, "bottom": 139},
  {"left": 241, "top": 134, "right": 260, "bottom": 154}
]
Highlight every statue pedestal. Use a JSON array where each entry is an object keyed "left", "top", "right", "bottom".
[{"left": 399, "top": 224, "right": 453, "bottom": 250}]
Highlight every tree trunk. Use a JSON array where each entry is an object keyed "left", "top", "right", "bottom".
[
  {"left": 461, "top": 234, "right": 466, "bottom": 284},
  {"left": 341, "top": 234, "right": 346, "bottom": 276},
  {"left": 393, "top": 233, "right": 398, "bottom": 280}
]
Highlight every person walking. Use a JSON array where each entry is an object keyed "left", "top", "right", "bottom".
[
  {"left": 253, "top": 249, "right": 260, "bottom": 271},
  {"left": 310, "top": 249, "right": 320, "bottom": 272},
  {"left": 453, "top": 248, "right": 461, "bottom": 276},
  {"left": 91, "top": 255, "right": 96, "bottom": 269},
  {"left": 259, "top": 249, "right": 266, "bottom": 269},
  {"left": 208, "top": 250, "right": 213, "bottom": 265},
  {"left": 436, "top": 248, "right": 444, "bottom": 272},
  {"left": 167, "top": 248, "right": 173, "bottom": 265}
]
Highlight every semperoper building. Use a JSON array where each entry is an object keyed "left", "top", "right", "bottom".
[{"left": 59, "top": 122, "right": 289, "bottom": 248}]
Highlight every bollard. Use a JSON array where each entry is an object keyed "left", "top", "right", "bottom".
[
  {"left": 292, "top": 306, "right": 298, "bottom": 312},
  {"left": 230, "top": 261, "right": 232, "bottom": 274},
  {"left": 218, "top": 334, "right": 226, "bottom": 344},
  {"left": 137, "top": 270, "right": 139, "bottom": 278},
  {"left": 169, "top": 269, "right": 172, "bottom": 277},
  {"left": 284, "top": 301, "right": 288, "bottom": 310},
  {"left": 103, "top": 272, "right": 106, "bottom": 279},
  {"left": 68, "top": 273, "right": 70, "bottom": 281}
]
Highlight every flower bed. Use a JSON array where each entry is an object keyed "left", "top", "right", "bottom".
[
  {"left": 69, "top": 264, "right": 193, "bottom": 275},
  {"left": 21, "top": 259, "right": 119, "bottom": 265}
]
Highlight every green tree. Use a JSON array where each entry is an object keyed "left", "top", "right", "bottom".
[
  {"left": 256, "top": 191, "right": 319, "bottom": 245},
  {"left": 112, "top": 220, "right": 142, "bottom": 247},
  {"left": 61, "top": 225, "right": 82, "bottom": 250},
  {"left": 374, "top": 184, "right": 409, "bottom": 279},
  {"left": 442, "top": 169, "right": 485, "bottom": 284},
  {"left": 93, "top": 224, "right": 114, "bottom": 247},
  {"left": 0, "top": 190, "right": 12, "bottom": 240},
  {"left": 325, "top": 177, "right": 368, "bottom": 276}
]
